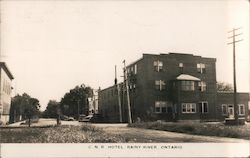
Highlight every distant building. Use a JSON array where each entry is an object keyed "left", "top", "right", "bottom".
[
  {"left": 98, "top": 53, "right": 250, "bottom": 123},
  {"left": 217, "top": 92, "right": 250, "bottom": 121},
  {"left": 0, "top": 62, "right": 14, "bottom": 125},
  {"left": 88, "top": 90, "right": 99, "bottom": 115}
]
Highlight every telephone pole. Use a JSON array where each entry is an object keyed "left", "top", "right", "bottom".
[
  {"left": 115, "top": 65, "right": 122, "bottom": 123},
  {"left": 227, "top": 27, "right": 243, "bottom": 125},
  {"left": 123, "top": 60, "right": 132, "bottom": 124}
]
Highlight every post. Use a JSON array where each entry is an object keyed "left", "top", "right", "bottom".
[
  {"left": 123, "top": 60, "right": 132, "bottom": 124},
  {"left": 227, "top": 27, "right": 243, "bottom": 125},
  {"left": 115, "top": 65, "right": 123, "bottom": 123},
  {"left": 232, "top": 30, "right": 238, "bottom": 124}
]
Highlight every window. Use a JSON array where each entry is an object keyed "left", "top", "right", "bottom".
[
  {"left": 182, "top": 103, "right": 196, "bottom": 113},
  {"left": 179, "top": 63, "right": 183, "bottom": 73},
  {"left": 199, "top": 101, "right": 208, "bottom": 113},
  {"left": 134, "top": 64, "right": 137, "bottom": 74},
  {"left": 197, "top": 63, "right": 206, "bottom": 73},
  {"left": 155, "top": 101, "right": 167, "bottom": 113},
  {"left": 179, "top": 63, "right": 183, "bottom": 67},
  {"left": 155, "top": 80, "right": 166, "bottom": 91},
  {"left": 153, "top": 60, "right": 163, "bottom": 72},
  {"left": 198, "top": 81, "right": 206, "bottom": 91},
  {"left": 221, "top": 104, "right": 228, "bottom": 115},
  {"left": 238, "top": 104, "right": 245, "bottom": 115},
  {"left": 181, "top": 81, "right": 194, "bottom": 91},
  {"left": 127, "top": 68, "right": 130, "bottom": 74}
]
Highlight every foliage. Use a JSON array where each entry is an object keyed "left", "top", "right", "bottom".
[
  {"left": 42, "top": 100, "right": 60, "bottom": 118},
  {"left": 60, "top": 84, "right": 93, "bottom": 118},
  {"left": 217, "top": 81, "right": 233, "bottom": 92},
  {"left": 128, "top": 122, "right": 250, "bottom": 139},
  {"left": 0, "top": 125, "right": 126, "bottom": 143},
  {"left": 10, "top": 93, "right": 40, "bottom": 123}
]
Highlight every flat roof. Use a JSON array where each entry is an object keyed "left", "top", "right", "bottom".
[{"left": 143, "top": 52, "right": 216, "bottom": 61}]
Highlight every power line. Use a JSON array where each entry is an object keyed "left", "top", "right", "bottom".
[{"left": 227, "top": 27, "right": 243, "bottom": 125}]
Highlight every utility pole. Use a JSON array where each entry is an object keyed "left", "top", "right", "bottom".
[
  {"left": 115, "top": 65, "right": 122, "bottom": 123},
  {"left": 123, "top": 60, "right": 132, "bottom": 124},
  {"left": 227, "top": 27, "right": 243, "bottom": 125}
]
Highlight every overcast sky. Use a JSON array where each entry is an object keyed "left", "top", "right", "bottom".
[{"left": 1, "top": 0, "right": 249, "bottom": 111}]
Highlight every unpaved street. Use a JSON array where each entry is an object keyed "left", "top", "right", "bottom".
[
  {"left": 8, "top": 119, "right": 249, "bottom": 143},
  {"left": 92, "top": 124, "right": 249, "bottom": 143}
]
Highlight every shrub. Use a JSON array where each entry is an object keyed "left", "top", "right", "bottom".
[{"left": 128, "top": 121, "right": 250, "bottom": 139}]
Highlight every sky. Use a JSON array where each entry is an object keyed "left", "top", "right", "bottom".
[{"left": 0, "top": 0, "right": 249, "bottom": 111}]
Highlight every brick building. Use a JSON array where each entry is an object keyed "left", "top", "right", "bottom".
[
  {"left": 217, "top": 92, "right": 249, "bottom": 121},
  {"left": 0, "top": 62, "right": 14, "bottom": 125},
  {"left": 98, "top": 53, "right": 249, "bottom": 122}
]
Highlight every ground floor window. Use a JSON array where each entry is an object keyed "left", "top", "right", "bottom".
[
  {"left": 155, "top": 101, "right": 167, "bottom": 113},
  {"left": 199, "top": 101, "right": 208, "bottom": 113},
  {"left": 182, "top": 103, "right": 196, "bottom": 113},
  {"left": 238, "top": 104, "right": 245, "bottom": 115},
  {"left": 221, "top": 104, "right": 245, "bottom": 116},
  {"left": 221, "top": 104, "right": 228, "bottom": 115}
]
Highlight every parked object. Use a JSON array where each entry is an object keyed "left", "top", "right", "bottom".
[{"left": 79, "top": 115, "right": 93, "bottom": 122}]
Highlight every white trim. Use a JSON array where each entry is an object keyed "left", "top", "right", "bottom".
[
  {"left": 198, "top": 81, "right": 206, "bottom": 92},
  {"left": 153, "top": 60, "right": 163, "bottom": 72},
  {"left": 134, "top": 64, "right": 137, "bottom": 74},
  {"left": 155, "top": 101, "right": 167, "bottom": 113},
  {"left": 197, "top": 63, "right": 206, "bottom": 73},
  {"left": 182, "top": 103, "right": 196, "bottom": 113},
  {"left": 238, "top": 104, "right": 245, "bottom": 116},
  {"left": 155, "top": 80, "right": 166, "bottom": 91}
]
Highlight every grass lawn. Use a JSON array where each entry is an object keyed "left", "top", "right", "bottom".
[
  {"left": 128, "top": 121, "right": 250, "bottom": 140},
  {"left": 0, "top": 125, "right": 127, "bottom": 143}
]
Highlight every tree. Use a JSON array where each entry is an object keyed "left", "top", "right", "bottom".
[
  {"left": 217, "top": 82, "right": 233, "bottom": 92},
  {"left": 9, "top": 93, "right": 40, "bottom": 126},
  {"left": 42, "top": 100, "right": 60, "bottom": 118},
  {"left": 60, "top": 84, "right": 93, "bottom": 119}
]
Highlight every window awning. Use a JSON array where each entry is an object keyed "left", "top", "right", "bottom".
[{"left": 176, "top": 74, "right": 200, "bottom": 81}]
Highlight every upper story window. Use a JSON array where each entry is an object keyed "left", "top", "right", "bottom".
[
  {"left": 179, "top": 63, "right": 183, "bottom": 67},
  {"left": 181, "top": 81, "right": 194, "bottom": 91},
  {"left": 198, "top": 81, "right": 206, "bottom": 92},
  {"left": 182, "top": 103, "right": 196, "bottom": 113},
  {"left": 127, "top": 68, "right": 130, "bottom": 74},
  {"left": 155, "top": 101, "right": 167, "bottom": 113},
  {"left": 127, "top": 64, "right": 137, "bottom": 75},
  {"left": 134, "top": 64, "right": 137, "bottom": 74},
  {"left": 197, "top": 63, "right": 206, "bottom": 73},
  {"left": 179, "top": 63, "right": 183, "bottom": 73},
  {"left": 153, "top": 60, "right": 163, "bottom": 72},
  {"left": 238, "top": 104, "right": 245, "bottom": 115},
  {"left": 155, "top": 80, "right": 166, "bottom": 91}
]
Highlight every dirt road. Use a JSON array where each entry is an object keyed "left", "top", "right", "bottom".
[
  {"left": 92, "top": 124, "right": 249, "bottom": 143},
  {"left": 8, "top": 119, "right": 249, "bottom": 143}
]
